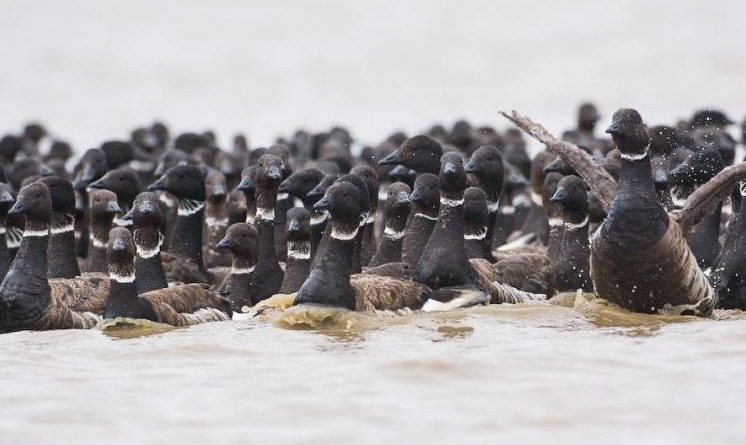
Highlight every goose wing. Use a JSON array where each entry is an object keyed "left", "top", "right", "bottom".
[
  {"left": 139, "top": 283, "right": 231, "bottom": 326},
  {"left": 674, "top": 163, "right": 746, "bottom": 234},
  {"left": 350, "top": 274, "right": 430, "bottom": 312},
  {"left": 49, "top": 274, "right": 110, "bottom": 315},
  {"left": 501, "top": 110, "right": 617, "bottom": 212}
]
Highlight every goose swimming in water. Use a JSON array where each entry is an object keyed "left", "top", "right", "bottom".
[
  {"left": 369, "top": 182, "right": 411, "bottom": 267},
  {"left": 216, "top": 223, "right": 259, "bottom": 310},
  {"left": 104, "top": 227, "right": 230, "bottom": 326},
  {"left": 83, "top": 189, "right": 120, "bottom": 274},
  {"left": 0, "top": 183, "right": 109, "bottom": 332},
  {"left": 502, "top": 108, "right": 746, "bottom": 316}
]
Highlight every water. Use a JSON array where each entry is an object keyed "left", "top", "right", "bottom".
[
  {"left": 2, "top": 0, "right": 746, "bottom": 443},
  {"left": 2, "top": 298, "right": 746, "bottom": 444}
]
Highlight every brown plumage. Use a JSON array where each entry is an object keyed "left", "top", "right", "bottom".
[
  {"left": 49, "top": 273, "right": 110, "bottom": 315},
  {"left": 591, "top": 216, "right": 716, "bottom": 314},
  {"left": 139, "top": 283, "right": 230, "bottom": 326},
  {"left": 161, "top": 251, "right": 211, "bottom": 284},
  {"left": 350, "top": 273, "right": 429, "bottom": 312},
  {"left": 470, "top": 256, "right": 553, "bottom": 297},
  {"left": 362, "top": 262, "right": 413, "bottom": 279}
]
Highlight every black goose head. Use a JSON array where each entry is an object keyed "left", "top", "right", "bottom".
[
  {"left": 693, "top": 127, "right": 736, "bottom": 166},
  {"left": 314, "top": 181, "right": 363, "bottom": 234},
  {"left": 46, "top": 141, "right": 73, "bottom": 163},
  {"left": 286, "top": 207, "right": 311, "bottom": 242},
  {"left": 307, "top": 173, "right": 341, "bottom": 204},
  {"left": 410, "top": 173, "right": 440, "bottom": 214},
  {"left": 383, "top": 182, "right": 411, "bottom": 218},
  {"left": 439, "top": 152, "right": 467, "bottom": 201},
  {"left": 154, "top": 149, "right": 189, "bottom": 177},
  {"left": 550, "top": 174, "right": 589, "bottom": 219},
  {"left": 147, "top": 165, "right": 205, "bottom": 201},
  {"left": 23, "top": 122, "right": 46, "bottom": 144},
  {"left": 448, "top": 120, "right": 474, "bottom": 149},
  {"left": 9, "top": 159, "right": 54, "bottom": 191},
  {"left": 351, "top": 165, "right": 379, "bottom": 210},
  {"left": 256, "top": 154, "right": 285, "bottom": 190},
  {"left": 577, "top": 103, "right": 600, "bottom": 132},
  {"left": 174, "top": 132, "right": 210, "bottom": 155},
  {"left": 542, "top": 172, "right": 564, "bottom": 218},
  {"left": 669, "top": 147, "right": 725, "bottom": 191},
  {"left": 378, "top": 135, "right": 443, "bottom": 174},
  {"left": 127, "top": 192, "right": 166, "bottom": 231},
  {"left": 530, "top": 151, "right": 556, "bottom": 197},
  {"left": 543, "top": 157, "right": 575, "bottom": 176},
  {"left": 335, "top": 173, "right": 370, "bottom": 221},
  {"left": 266, "top": 145, "right": 292, "bottom": 179},
  {"left": 101, "top": 140, "right": 139, "bottom": 169},
  {"left": 236, "top": 165, "right": 258, "bottom": 196},
  {"left": 89, "top": 189, "right": 121, "bottom": 219},
  {"left": 0, "top": 183, "right": 16, "bottom": 215},
  {"left": 463, "top": 187, "right": 488, "bottom": 227},
  {"left": 248, "top": 147, "right": 268, "bottom": 166},
  {"left": 217, "top": 222, "right": 259, "bottom": 261},
  {"left": 465, "top": 145, "right": 505, "bottom": 190},
  {"left": 73, "top": 148, "right": 108, "bottom": 191},
  {"left": 106, "top": 227, "right": 136, "bottom": 276},
  {"left": 278, "top": 168, "right": 324, "bottom": 198},
  {"left": 0, "top": 135, "right": 23, "bottom": 164},
  {"left": 204, "top": 168, "right": 228, "bottom": 203},
  {"left": 89, "top": 168, "right": 142, "bottom": 206},
  {"left": 9, "top": 182, "right": 51, "bottom": 224},
  {"left": 38, "top": 176, "right": 76, "bottom": 215},
  {"left": 689, "top": 109, "right": 733, "bottom": 130},
  {"left": 605, "top": 108, "right": 650, "bottom": 158}
]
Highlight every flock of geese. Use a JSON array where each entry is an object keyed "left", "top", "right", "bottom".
[{"left": 1, "top": 104, "right": 745, "bottom": 333}]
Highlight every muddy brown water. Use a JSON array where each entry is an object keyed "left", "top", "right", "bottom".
[{"left": 2, "top": 297, "right": 745, "bottom": 445}]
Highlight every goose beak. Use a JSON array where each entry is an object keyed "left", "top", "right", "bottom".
[
  {"left": 88, "top": 177, "right": 107, "bottom": 190},
  {"left": 237, "top": 176, "right": 253, "bottom": 192},
  {"left": 543, "top": 158, "right": 564, "bottom": 173},
  {"left": 7, "top": 199, "right": 24, "bottom": 215},
  {"left": 216, "top": 236, "right": 236, "bottom": 250},
  {"left": 378, "top": 150, "right": 401, "bottom": 166},
  {"left": 313, "top": 195, "right": 333, "bottom": 212},
  {"left": 287, "top": 219, "right": 301, "bottom": 233},
  {"left": 74, "top": 167, "right": 95, "bottom": 190},
  {"left": 111, "top": 236, "right": 127, "bottom": 252},
  {"left": 107, "top": 201, "right": 122, "bottom": 214},
  {"left": 605, "top": 122, "right": 622, "bottom": 135},
  {"left": 211, "top": 184, "right": 226, "bottom": 198},
  {"left": 442, "top": 161, "right": 457, "bottom": 175},
  {"left": 39, "top": 164, "right": 54, "bottom": 176},
  {"left": 147, "top": 176, "right": 167, "bottom": 192},
  {"left": 550, "top": 187, "right": 566, "bottom": 203},
  {"left": 464, "top": 161, "right": 478, "bottom": 173},
  {"left": 410, "top": 189, "right": 422, "bottom": 203},
  {"left": 267, "top": 166, "right": 282, "bottom": 181},
  {"left": 396, "top": 192, "right": 411, "bottom": 206}
]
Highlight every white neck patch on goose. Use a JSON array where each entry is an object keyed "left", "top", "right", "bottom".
[
  {"left": 464, "top": 226, "right": 487, "bottom": 240},
  {"left": 564, "top": 216, "right": 589, "bottom": 230},
  {"left": 548, "top": 217, "right": 564, "bottom": 228},
  {"left": 487, "top": 200, "right": 500, "bottom": 213},
  {"left": 288, "top": 242, "right": 311, "bottom": 260},
  {"left": 310, "top": 212, "right": 328, "bottom": 225},
  {"left": 231, "top": 265, "right": 255, "bottom": 275},
  {"left": 0, "top": 226, "right": 6, "bottom": 235},
  {"left": 384, "top": 226, "right": 405, "bottom": 240},
  {"left": 531, "top": 191, "right": 543, "bottom": 206},
  {"left": 277, "top": 192, "right": 289, "bottom": 201},
  {"left": 255, "top": 207, "right": 275, "bottom": 221},
  {"left": 51, "top": 223, "right": 75, "bottom": 234},
  {"left": 245, "top": 214, "right": 255, "bottom": 224},
  {"left": 90, "top": 235, "right": 108, "bottom": 249},
  {"left": 739, "top": 181, "right": 746, "bottom": 197},
  {"left": 159, "top": 194, "right": 175, "bottom": 207},
  {"left": 113, "top": 215, "right": 132, "bottom": 227},
  {"left": 110, "top": 271, "right": 136, "bottom": 283},
  {"left": 440, "top": 196, "right": 464, "bottom": 207},
  {"left": 7, "top": 227, "right": 23, "bottom": 248},
  {"left": 415, "top": 212, "right": 438, "bottom": 221},
  {"left": 24, "top": 228, "right": 49, "bottom": 237},
  {"left": 620, "top": 144, "right": 650, "bottom": 161},
  {"left": 205, "top": 216, "right": 229, "bottom": 227},
  {"left": 331, "top": 226, "right": 359, "bottom": 240},
  {"left": 178, "top": 199, "right": 205, "bottom": 216}
]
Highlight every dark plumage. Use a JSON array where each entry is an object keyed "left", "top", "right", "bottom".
[
  {"left": 401, "top": 173, "right": 439, "bottom": 267},
  {"left": 216, "top": 223, "right": 258, "bottom": 311},
  {"left": 0, "top": 183, "right": 109, "bottom": 332},
  {"left": 369, "top": 182, "right": 411, "bottom": 267},
  {"left": 104, "top": 227, "right": 229, "bottom": 325},
  {"left": 279, "top": 208, "right": 312, "bottom": 293},
  {"left": 84, "top": 189, "right": 120, "bottom": 273}
]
